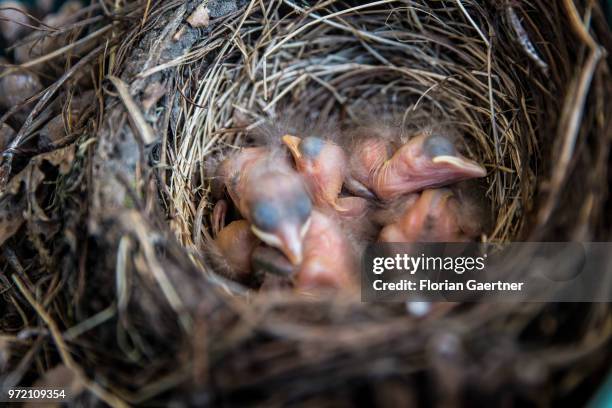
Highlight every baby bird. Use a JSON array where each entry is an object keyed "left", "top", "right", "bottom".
[
  {"left": 378, "top": 188, "right": 485, "bottom": 243},
  {"left": 256, "top": 210, "right": 356, "bottom": 291},
  {"left": 347, "top": 129, "right": 486, "bottom": 201},
  {"left": 282, "top": 134, "right": 368, "bottom": 216},
  {"left": 213, "top": 147, "right": 312, "bottom": 265},
  {"left": 208, "top": 199, "right": 260, "bottom": 282},
  {"left": 295, "top": 210, "right": 356, "bottom": 290},
  {"left": 210, "top": 206, "right": 356, "bottom": 290}
]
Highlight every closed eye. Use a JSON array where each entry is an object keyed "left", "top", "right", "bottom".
[
  {"left": 251, "top": 201, "right": 280, "bottom": 232},
  {"left": 423, "top": 135, "right": 456, "bottom": 158},
  {"left": 299, "top": 136, "right": 324, "bottom": 158}
]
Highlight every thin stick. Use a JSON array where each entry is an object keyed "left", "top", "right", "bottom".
[
  {"left": 142, "top": 0, "right": 152, "bottom": 28},
  {"left": 562, "top": 0, "right": 598, "bottom": 50},
  {"left": 3, "top": 25, "right": 112, "bottom": 74},
  {"left": 109, "top": 75, "right": 157, "bottom": 145},
  {"left": 487, "top": 28, "right": 502, "bottom": 201},
  {"left": 269, "top": 0, "right": 405, "bottom": 57},
  {"left": 539, "top": 0, "right": 603, "bottom": 224},
  {"left": 456, "top": 0, "right": 489, "bottom": 47}
]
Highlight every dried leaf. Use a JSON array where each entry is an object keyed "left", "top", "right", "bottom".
[
  {"left": 31, "top": 145, "right": 76, "bottom": 176},
  {"left": 5, "top": 145, "right": 76, "bottom": 195},
  {"left": 187, "top": 4, "right": 210, "bottom": 28},
  {"left": 0, "top": 146, "right": 75, "bottom": 244},
  {"left": 0, "top": 195, "right": 24, "bottom": 246}
]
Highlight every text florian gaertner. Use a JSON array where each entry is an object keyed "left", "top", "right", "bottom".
[{"left": 370, "top": 253, "right": 525, "bottom": 293}]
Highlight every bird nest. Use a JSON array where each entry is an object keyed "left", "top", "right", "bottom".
[
  {"left": 1, "top": 0, "right": 611, "bottom": 406},
  {"left": 171, "top": 1, "right": 528, "bottom": 247},
  {"left": 165, "top": 0, "right": 610, "bottom": 252}
]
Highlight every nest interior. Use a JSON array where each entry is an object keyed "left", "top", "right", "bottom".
[
  {"left": 167, "top": 1, "right": 610, "bottom": 253},
  {"left": 171, "top": 0, "right": 535, "bottom": 248},
  {"left": 0, "top": 0, "right": 610, "bottom": 407}
]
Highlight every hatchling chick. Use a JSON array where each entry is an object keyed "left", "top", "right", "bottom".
[
  {"left": 205, "top": 199, "right": 261, "bottom": 284},
  {"left": 346, "top": 125, "right": 486, "bottom": 201},
  {"left": 378, "top": 186, "right": 488, "bottom": 243},
  {"left": 256, "top": 210, "right": 357, "bottom": 291},
  {"left": 212, "top": 146, "right": 313, "bottom": 266},
  {"left": 282, "top": 134, "right": 369, "bottom": 217},
  {"left": 295, "top": 210, "right": 357, "bottom": 290}
]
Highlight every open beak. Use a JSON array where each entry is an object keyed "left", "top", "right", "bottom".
[
  {"left": 432, "top": 155, "right": 487, "bottom": 178},
  {"left": 282, "top": 134, "right": 303, "bottom": 160},
  {"left": 251, "top": 220, "right": 305, "bottom": 265}
]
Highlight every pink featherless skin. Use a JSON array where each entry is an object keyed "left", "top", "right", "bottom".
[{"left": 346, "top": 130, "right": 486, "bottom": 202}]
